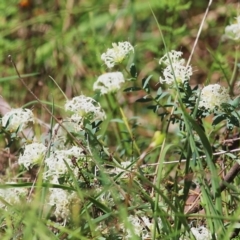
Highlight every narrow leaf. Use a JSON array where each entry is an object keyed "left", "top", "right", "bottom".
[
  {"left": 136, "top": 97, "right": 153, "bottom": 103},
  {"left": 130, "top": 63, "right": 137, "bottom": 78},
  {"left": 142, "top": 75, "right": 152, "bottom": 93},
  {"left": 123, "top": 87, "right": 141, "bottom": 92}
]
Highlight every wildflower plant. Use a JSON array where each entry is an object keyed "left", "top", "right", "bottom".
[
  {"left": 101, "top": 41, "right": 134, "bottom": 68},
  {"left": 93, "top": 72, "right": 125, "bottom": 94},
  {"left": 198, "top": 84, "right": 231, "bottom": 112},
  {"left": 224, "top": 16, "right": 240, "bottom": 41},
  {"left": 44, "top": 146, "right": 88, "bottom": 180},
  {"left": 18, "top": 142, "right": 47, "bottom": 169},
  {"left": 1, "top": 108, "right": 34, "bottom": 132},
  {"left": 0, "top": 182, "right": 28, "bottom": 209},
  {"left": 65, "top": 95, "right": 106, "bottom": 124},
  {"left": 159, "top": 50, "right": 193, "bottom": 86},
  {"left": 1, "top": 7, "right": 240, "bottom": 240}
]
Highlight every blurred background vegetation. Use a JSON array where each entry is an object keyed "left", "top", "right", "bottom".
[
  {"left": 0, "top": 1, "right": 240, "bottom": 238},
  {"left": 0, "top": 0, "right": 238, "bottom": 149}
]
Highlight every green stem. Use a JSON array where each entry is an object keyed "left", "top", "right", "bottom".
[
  {"left": 119, "top": 107, "right": 140, "bottom": 156},
  {"left": 104, "top": 94, "right": 122, "bottom": 150},
  {"left": 111, "top": 93, "right": 139, "bottom": 156},
  {"left": 229, "top": 45, "right": 239, "bottom": 95}
]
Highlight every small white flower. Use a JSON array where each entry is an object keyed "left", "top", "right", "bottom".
[
  {"left": 108, "top": 161, "right": 132, "bottom": 179},
  {"left": 123, "top": 215, "right": 162, "bottom": 239},
  {"left": 224, "top": 16, "right": 240, "bottom": 41},
  {"left": 159, "top": 50, "right": 192, "bottom": 86},
  {"left": 44, "top": 146, "right": 86, "bottom": 179},
  {"left": 0, "top": 182, "right": 28, "bottom": 208},
  {"left": 141, "top": 216, "right": 151, "bottom": 229},
  {"left": 98, "top": 188, "right": 115, "bottom": 207},
  {"left": 51, "top": 120, "right": 83, "bottom": 150},
  {"left": 51, "top": 122, "right": 68, "bottom": 150},
  {"left": 159, "top": 50, "right": 184, "bottom": 66},
  {"left": 93, "top": 72, "right": 125, "bottom": 94},
  {"left": 48, "top": 184, "right": 78, "bottom": 221},
  {"left": 101, "top": 41, "right": 134, "bottom": 68},
  {"left": 65, "top": 146, "right": 85, "bottom": 156},
  {"left": 120, "top": 161, "right": 132, "bottom": 169},
  {"left": 191, "top": 226, "right": 211, "bottom": 240},
  {"left": 1, "top": 108, "right": 34, "bottom": 132},
  {"left": 49, "top": 188, "right": 70, "bottom": 220},
  {"left": 160, "top": 62, "right": 192, "bottom": 85},
  {"left": 125, "top": 215, "right": 142, "bottom": 239},
  {"left": 18, "top": 143, "right": 47, "bottom": 170},
  {"left": 65, "top": 95, "right": 106, "bottom": 123},
  {"left": 198, "top": 84, "right": 230, "bottom": 112}
]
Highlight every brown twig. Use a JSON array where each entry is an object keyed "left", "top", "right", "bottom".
[
  {"left": 219, "top": 162, "right": 240, "bottom": 192},
  {"left": 185, "top": 162, "right": 240, "bottom": 214}
]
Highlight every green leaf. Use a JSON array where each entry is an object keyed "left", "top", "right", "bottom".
[
  {"left": 130, "top": 63, "right": 137, "bottom": 78},
  {"left": 183, "top": 112, "right": 212, "bottom": 158},
  {"left": 225, "top": 153, "right": 237, "bottom": 159},
  {"left": 0, "top": 73, "right": 40, "bottom": 82},
  {"left": 142, "top": 75, "right": 152, "bottom": 93},
  {"left": 155, "top": 92, "right": 169, "bottom": 101},
  {"left": 88, "top": 196, "right": 111, "bottom": 214},
  {"left": 123, "top": 87, "right": 141, "bottom": 92},
  {"left": 164, "top": 104, "right": 174, "bottom": 107},
  {"left": 110, "top": 119, "right": 124, "bottom": 123},
  {"left": 212, "top": 114, "right": 226, "bottom": 126},
  {"left": 229, "top": 114, "right": 240, "bottom": 127},
  {"left": 136, "top": 97, "right": 152, "bottom": 102},
  {"left": 147, "top": 105, "right": 159, "bottom": 112},
  {"left": 157, "top": 87, "right": 163, "bottom": 94},
  {"left": 231, "top": 96, "right": 240, "bottom": 108}
]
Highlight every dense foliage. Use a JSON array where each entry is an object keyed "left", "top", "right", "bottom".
[{"left": 0, "top": 0, "right": 240, "bottom": 239}]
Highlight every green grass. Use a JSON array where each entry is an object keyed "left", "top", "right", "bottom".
[{"left": 0, "top": 0, "right": 240, "bottom": 239}]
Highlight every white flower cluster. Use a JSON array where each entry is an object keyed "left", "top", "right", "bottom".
[
  {"left": 44, "top": 146, "right": 86, "bottom": 179},
  {"left": 198, "top": 84, "right": 230, "bottom": 112},
  {"left": 97, "top": 188, "right": 115, "bottom": 207},
  {"left": 1, "top": 108, "right": 34, "bottom": 132},
  {"left": 101, "top": 41, "right": 134, "bottom": 68},
  {"left": 47, "top": 176, "right": 79, "bottom": 220},
  {"left": 18, "top": 143, "right": 47, "bottom": 169},
  {"left": 65, "top": 95, "right": 106, "bottom": 124},
  {"left": 48, "top": 185, "right": 78, "bottom": 221},
  {"left": 122, "top": 215, "right": 162, "bottom": 239},
  {"left": 93, "top": 72, "right": 125, "bottom": 95},
  {"left": 0, "top": 182, "right": 28, "bottom": 209},
  {"left": 44, "top": 146, "right": 85, "bottom": 221},
  {"left": 51, "top": 122, "right": 68, "bottom": 150},
  {"left": 224, "top": 16, "right": 240, "bottom": 41},
  {"left": 159, "top": 50, "right": 185, "bottom": 66},
  {"left": 190, "top": 226, "right": 211, "bottom": 240},
  {"left": 51, "top": 120, "right": 84, "bottom": 150},
  {"left": 125, "top": 215, "right": 142, "bottom": 239},
  {"left": 159, "top": 50, "right": 192, "bottom": 86},
  {"left": 108, "top": 161, "right": 132, "bottom": 179}
]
